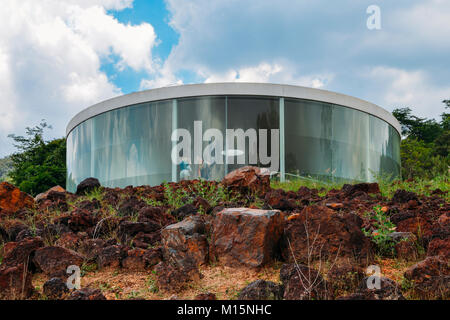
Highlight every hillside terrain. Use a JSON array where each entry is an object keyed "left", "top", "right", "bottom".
[{"left": 0, "top": 167, "right": 448, "bottom": 300}]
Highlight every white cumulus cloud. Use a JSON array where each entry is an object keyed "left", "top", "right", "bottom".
[
  {"left": 365, "top": 66, "right": 450, "bottom": 119},
  {"left": 0, "top": 0, "right": 158, "bottom": 157}
]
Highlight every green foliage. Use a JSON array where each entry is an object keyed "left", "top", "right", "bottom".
[
  {"left": 375, "top": 172, "right": 449, "bottom": 202},
  {"left": 143, "top": 198, "right": 163, "bottom": 207},
  {"left": 393, "top": 101, "right": 449, "bottom": 180},
  {"left": 81, "top": 262, "right": 98, "bottom": 276},
  {"left": 392, "top": 107, "right": 443, "bottom": 143},
  {"left": 84, "top": 187, "right": 104, "bottom": 202},
  {"left": 271, "top": 176, "right": 342, "bottom": 196},
  {"left": 362, "top": 205, "right": 396, "bottom": 256},
  {"left": 7, "top": 121, "right": 66, "bottom": 196},
  {"left": 163, "top": 179, "right": 234, "bottom": 210},
  {"left": 163, "top": 183, "right": 190, "bottom": 209},
  {"left": 399, "top": 138, "right": 448, "bottom": 180},
  {"left": 146, "top": 276, "right": 159, "bottom": 294}
]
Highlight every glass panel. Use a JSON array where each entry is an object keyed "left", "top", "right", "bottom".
[
  {"left": 226, "top": 96, "right": 279, "bottom": 172},
  {"left": 331, "top": 105, "right": 370, "bottom": 181},
  {"left": 176, "top": 96, "right": 226, "bottom": 181},
  {"left": 284, "top": 99, "right": 332, "bottom": 180},
  {"left": 284, "top": 99, "right": 400, "bottom": 182}
]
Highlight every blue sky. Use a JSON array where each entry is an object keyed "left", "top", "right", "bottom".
[{"left": 0, "top": 0, "right": 449, "bottom": 157}]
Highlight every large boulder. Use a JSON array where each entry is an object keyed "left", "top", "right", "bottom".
[
  {"left": 33, "top": 246, "right": 85, "bottom": 277},
  {"left": 391, "top": 190, "right": 419, "bottom": 203},
  {"left": 1, "top": 236, "right": 44, "bottom": 269},
  {"left": 119, "top": 221, "right": 160, "bottom": 239},
  {"left": 0, "top": 182, "right": 35, "bottom": 215},
  {"left": 238, "top": 280, "right": 284, "bottom": 300},
  {"left": 264, "top": 189, "right": 297, "bottom": 211},
  {"left": 161, "top": 215, "right": 209, "bottom": 268},
  {"left": 137, "top": 206, "right": 176, "bottom": 227},
  {"left": 282, "top": 205, "right": 373, "bottom": 265},
  {"left": 404, "top": 256, "right": 449, "bottom": 299},
  {"left": 388, "top": 232, "right": 418, "bottom": 261},
  {"left": 0, "top": 263, "right": 34, "bottom": 299},
  {"left": 54, "top": 232, "right": 85, "bottom": 251},
  {"left": 97, "top": 245, "right": 127, "bottom": 269},
  {"left": 221, "top": 166, "right": 270, "bottom": 195},
  {"left": 341, "top": 183, "right": 380, "bottom": 199},
  {"left": 34, "top": 185, "right": 66, "bottom": 202},
  {"left": 327, "top": 264, "right": 365, "bottom": 295},
  {"left": 75, "top": 178, "right": 101, "bottom": 196},
  {"left": 77, "top": 238, "right": 110, "bottom": 261},
  {"left": 143, "top": 247, "right": 163, "bottom": 267},
  {"left": 209, "top": 208, "right": 283, "bottom": 268},
  {"left": 172, "top": 204, "right": 198, "bottom": 220}
]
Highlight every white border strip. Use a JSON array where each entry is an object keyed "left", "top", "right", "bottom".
[{"left": 66, "top": 82, "right": 401, "bottom": 136}]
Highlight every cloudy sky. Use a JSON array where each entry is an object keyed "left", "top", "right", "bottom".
[{"left": 0, "top": 0, "right": 449, "bottom": 157}]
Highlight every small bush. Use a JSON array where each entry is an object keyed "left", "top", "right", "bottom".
[{"left": 362, "top": 205, "right": 397, "bottom": 256}]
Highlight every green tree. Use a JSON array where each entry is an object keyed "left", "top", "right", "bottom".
[
  {"left": 399, "top": 138, "right": 446, "bottom": 180},
  {"left": 392, "top": 107, "right": 442, "bottom": 143},
  {"left": 393, "top": 101, "right": 449, "bottom": 180},
  {"left": 434, "top": 101, "right": 450, "bottom": 158},
  {"left": 8, "top": 121, "right": 66, "bottom": 196}
]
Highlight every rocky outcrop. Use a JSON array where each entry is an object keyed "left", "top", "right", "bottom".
[
  {"left": 328, "top": 264, "right": 365, "bottom": 294},
  {"left": 222, "top": 166, "right": 270, "bottom": 195},
  {"left": 210, "top": 208, "right": 283, "bottom": 268},
  {"left": 33, "top": 246, "right": 85, "bottom": 277},
  {"left": 0, "top": 263, "right": 34, "bottom": 299},
  {"left": 34, "top": 185, "right": 66, "bottom": 202},
  {"left": 97, "top": 245, "right": 126, "bottom": 269},
  {"left": 161, "top": 215, "right": 209, "bottom": 268},
  {"left": 392, "top": 190, "right": 419, "bottom": 203},
  {"left": 341, "top": 183, "right": 381, "bottom": 198},
  {"left": 0, "top": 182, "right": 34, "bottom": 215},
  {"left": 404, "top": 256, "right": 449, "bottom": 299},
  {"left": 264, "top": 189, "right": 297, "bottom": 211},
  {"left": 75, "top": 178, "right": 101, "bottom": 196},
  {"left": 387, "top": 232, "right": 418, "bottom": 261},
  {"left": 35, "top": 186, "right": 67, "bottom": 211},
  {"left": 1, "top": 236, "right": 44, "bottom": 269},
  {"left": 282, "top": 205, "right": 373, "bottom": 264}
]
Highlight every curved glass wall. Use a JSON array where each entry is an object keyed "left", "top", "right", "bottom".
[{"left": 67, "top": 96, "right": 400, "bottom": 192}]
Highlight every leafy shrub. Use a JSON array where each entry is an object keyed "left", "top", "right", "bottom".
[{"left": 362, "top": 205, "right": 397, "bottom": 256}]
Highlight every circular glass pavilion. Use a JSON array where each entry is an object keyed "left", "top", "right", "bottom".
[{"left": 66, "top": 83, "right": 401, "bottom": 192}]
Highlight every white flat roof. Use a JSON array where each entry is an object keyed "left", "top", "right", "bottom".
[{"left": 66, "top": 82, "right": 401, "bottom": 136}]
